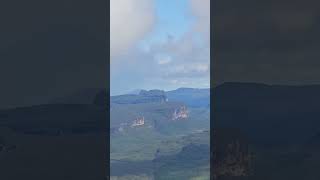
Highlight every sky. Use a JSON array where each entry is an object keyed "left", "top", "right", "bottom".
[
  {"left": 111, "top": 0, "right": 210, "bottom": 95},
  {"left": 111, "top": 0, "right": 320, "bottom": 95}
]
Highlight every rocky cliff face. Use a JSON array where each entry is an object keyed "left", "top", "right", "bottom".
[
  {"left": 111, "top": 117, "right": 146, "bottom": 135},
  {"left": 138, "top": 90, "right": 167, "bottom": 103},
  {"left": 131, "top": 117, "right": 145, "bottom": 127},
  {"left": 171, "top": 106, "right": 188, "bottom": 121},
  {"left": 111, "top": 90, "right": 167, "bottom": 105}
]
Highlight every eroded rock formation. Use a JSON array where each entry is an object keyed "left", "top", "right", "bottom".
[
  {"left": 131, "top": 117, "right": 145, "bottom": 127},
  {"left": 172, "top": 106, "right": 188, "bottom": 121}
]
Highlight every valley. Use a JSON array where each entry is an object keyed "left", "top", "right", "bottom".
[{"left": 110, "top": 88, "right": 210, "bottom": 180}]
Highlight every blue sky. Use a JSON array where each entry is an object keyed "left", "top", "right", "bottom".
[
  {"left": 111, "top": 0, "right": 210, "bottom": 95},
  {"left": 140, "top": 0, "right": 193, "bottom": 46}
]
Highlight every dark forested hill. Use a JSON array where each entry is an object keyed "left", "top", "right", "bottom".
[
  {"left": 214, "top": 82, "right": 320, "bottom": 145},
  {"left": 213, "top": 82, "right": 320, "bottom": 180}
]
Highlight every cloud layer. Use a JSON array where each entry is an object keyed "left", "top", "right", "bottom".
[
  {"left": 190, "top": 0, "right": 210, "bottom": 39},
  {"left": 111, "top": 0, "right": 156, "bottom": 57},
  {"left": 111, "top": 0, "right": 210, "bottom": 94}
]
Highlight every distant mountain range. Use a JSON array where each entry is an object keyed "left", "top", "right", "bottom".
[
  {"left": 111, "top": 90, "right": 167, "bottom": 105},
  {"left": 51, "top": 87, "right": 210, "bottom": 108},
  {"left": 4, "top": 82, "right": 320, "bottom": 145},
  {"left": 5, "top": 82, "right": 320, "bottom": 179},
  {"left": 110, "top": 88, "right": 209, "bottom": 136},
  {"left": 110, "top": 88, "right": 210, "bottom": 109}
]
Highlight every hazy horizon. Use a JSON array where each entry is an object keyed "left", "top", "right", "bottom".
[{"left": 110, "top": 86, "right": 210, "bottom": 96}]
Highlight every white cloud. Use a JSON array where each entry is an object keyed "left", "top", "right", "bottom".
[
  {"left": 190, "top": 0, "right": 210, "bottom": 19},
  {"left": 190, "top": 0, "right": 210, "bottom": 42},
  {"left": 164, "top": 63, "right": 209, "bottom": 78},
  {"left": 155, "top": 54, "right": 172, "bottom": 65},
  {"left": 111, "top": 0, "right": 156, "bottom": 58},
  {"left": 111, "top": 0, "right": 211, "bottom": 93},
  {"left": 194, "top": 63, "right": 210, "bottom": 72},
  {"left": 170, "top": 79, "right": 179, "bottom": 84}
]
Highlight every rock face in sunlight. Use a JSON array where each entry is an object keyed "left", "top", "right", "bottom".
[
  {"left": 171, "top": 106, "right": 188, "bottom": 121},
  {"left": 131, "top": 117, "right": 145, "bottom": 127}
]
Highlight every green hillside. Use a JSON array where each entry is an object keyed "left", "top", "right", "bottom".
[{"left": 110, "top": 89, "right": 210, "bottom": 179}]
